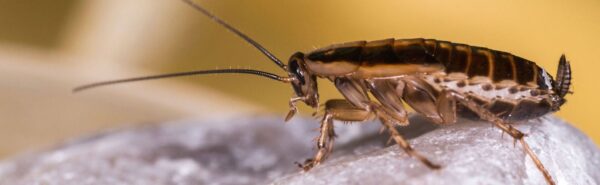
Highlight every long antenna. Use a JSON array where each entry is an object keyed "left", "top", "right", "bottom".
[
  {"left": 182, "top": 0, "right": 287, "bottom": 70},
  {"left": 73, "top": 69, "right": 291, "bottom": 92}
]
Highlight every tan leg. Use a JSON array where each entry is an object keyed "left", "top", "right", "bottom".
[
  {"left": 401, "top": 76, "right": 453, "bottom": 124},
  {"left": 285, "top": 96, "right": 307, "bottom": 122},
  {"left": 374, "top": 105, "right": 441, "bottom": 169},
  {"left": 299, "top": 99, "right": 374, "bottom": 171},
  {"left": 445, "top": 90, "right": 555, "bottom": 185},
  {"left": 300, "top": 99, "right": 441, "bottom": 171}
]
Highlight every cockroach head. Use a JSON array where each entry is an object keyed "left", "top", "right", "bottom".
[
  {"left": 551, "top": 54, "right": 572, "bottom": 110},
  {"left": 288, "top": 52, "right": 319, "bottom": 107}
]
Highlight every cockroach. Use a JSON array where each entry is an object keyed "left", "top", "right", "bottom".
[{"left": 74, "top": 1, "right": 572, "bottom": 184}]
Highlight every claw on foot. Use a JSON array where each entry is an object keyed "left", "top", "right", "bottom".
[
  {"left": 285, "top": 108, "right": 297, "bottom": 122},
  {"left": 422, "top": 160, "right": 442, "bottom": 170},
  {"left": 296, "top": 158, "right": 316, "bottom": 171}
]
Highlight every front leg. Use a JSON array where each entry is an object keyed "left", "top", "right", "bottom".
[
  {"left": 285, "top": 96, "right": 307, "bottom": 121},
  {"left": 299, "top": 99, "right": 375, "bottom": 171}
]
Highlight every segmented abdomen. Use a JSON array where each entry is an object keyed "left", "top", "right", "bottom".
[
  {"left": 306, "top": 38, "right": 553, "bottom": 90},
  {"left": 425, "top": 39, "right": 552, "bottom": 89}
]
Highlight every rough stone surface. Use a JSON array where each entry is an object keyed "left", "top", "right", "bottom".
[{"left": 0, "top": 115, "right": 598, "bottom": 185}]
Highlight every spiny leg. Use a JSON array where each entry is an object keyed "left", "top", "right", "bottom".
[
  {"left": 446, "top": 90, "right": 555, "bottom": 185},
  {"left": 298, "top": 113, "right": 334, "bottom": 171},
  {"left": 375, "top": 107, "right": 441, "bottom": 169},
  {"left": 299, "top": 99, "right": 374, "bottom": 171},
  {"left": 368, "top": 77, "right": 439, "bottom": 169},
  {"left": 300, "top": 99, "right": 441, "bottom": 171}
]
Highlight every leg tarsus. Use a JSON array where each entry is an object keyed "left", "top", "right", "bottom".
[
  {"left": 520, "top": 138, "right": 555, "bottom": 185},
  {"left": 378, "top": 113, "right": 441, "bottom": 169},
  {"left": 285, "top": 96, "right": 307, "bottom": 122}
]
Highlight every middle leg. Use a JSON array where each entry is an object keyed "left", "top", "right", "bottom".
[{"left": 372, "top": 103, "right": 442, "bottom": 169}]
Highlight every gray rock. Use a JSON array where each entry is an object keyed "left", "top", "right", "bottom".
[{"left": 0, "top": 115, "right": 598, "bottom": 185}]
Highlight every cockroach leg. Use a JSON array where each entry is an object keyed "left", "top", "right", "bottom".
[
  {"left": 446, "top": 90, "right": 555, "bottom": 185},
  {"left": 285, "top": 96, "right": 307, "bottom": 122},
  {"left": 519, "top": 138, "right": 554, "bottom": 184},
  {"left": 376, "top": 109, "right": 441, "bottom": 169},
  {"left": 435, "top": 88, "right": 457, "bottom": 124},
  {"left": 299, "top": 113, "right": 334, "bottom": 171},
  {"left": 300, "top": 99, "right": 374, "bottom": 171}
]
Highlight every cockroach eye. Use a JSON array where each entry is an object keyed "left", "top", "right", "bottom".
[{"left": 288, "top": 60, "right": 305, "bottom": 85}]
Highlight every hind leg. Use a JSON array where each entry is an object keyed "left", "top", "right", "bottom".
[
  {"left": 401, "top": 76, "right": 456, "bottom": 125},
  {"left": 443, "top": 90, "right": 555, "bottom": 185}
]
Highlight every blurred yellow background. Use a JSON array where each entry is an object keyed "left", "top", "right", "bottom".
[{"left": 0, "top": 0, "right": 598, "bottom": 158}]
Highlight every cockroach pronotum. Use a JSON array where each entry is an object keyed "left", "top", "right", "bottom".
[{"left": 74, "top": 1, "right": 572, "bottom": 184}]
